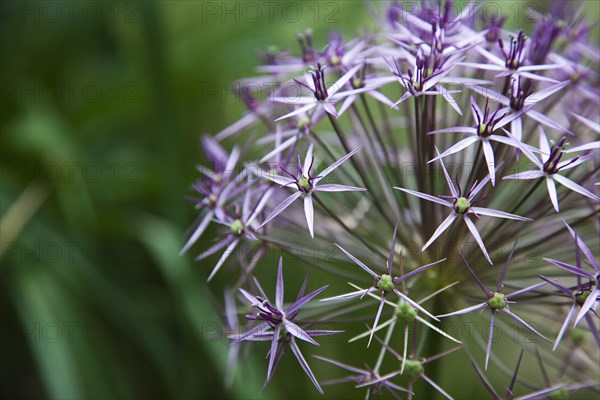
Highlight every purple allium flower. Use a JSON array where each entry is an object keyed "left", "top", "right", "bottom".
[
  {"left": 503, "top": 127, "right": 600, "bottom": 212},
  {"left": 185, "top": 1, "right": 600, "bottom": 396},
  {"left": 428, "top": 97, "right": 532, "bottom": 185},
  {"left": 258, "top": 144, "right": 365, "bottom": 238},
  {"left": 395, "top": 154, "right": 531, "bottom": 264},
  {"left": 438, "top": 243, "right": 550, "bottom": 369},
  {"left": 314, "top": 356, "right": 411, "bottom": 399},
  {"left": 541, "top": 223, "right": 600, "bottom": 348},
  {"left": 234, "top": 257, "right": 340, "bottom": 394},
  {"left": 321, "top": 224, "right": 446, "bottom": 346}
]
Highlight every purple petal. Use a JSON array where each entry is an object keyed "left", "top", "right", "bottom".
[
  {"left": 428, "top": 136, "right": 480, "bottom": 163},
  {"left": 314, "top": 184, "right": 367, "bottom": 192},
  {"left": 464, "top": 215, "right": 492, "bottom": 265},
  {"left": 482, "top": 140, "right": 496, "bottom": 186},
  {"left": 502, "top": 309, "right": 550, "bottom": 342},
  {"left": 334, "top": 243, "right": 378, "bottom": 279},
  {"left": 258, "top": 191, "right": 303, "bottom": 231},
  {"left": 318, "top": 146, "right": 362, "bottom": 180},
  {"left": 312, "top": 355, "right": 367, "bottom": 374},
  {"left": 485, "top": 312, "right": 495, "bottom": 370},
  {"left": 284, "top": 320, "right": 319, "bottom": 345},
  {"left": 574, "top": 287, "right": 599, "bottom": 326},
  {"left": 207, "top": 239, "right": 240, "bottom": 282},
  {"left": 233, "top": 322, "right": 271, "bottom": 343},
  {"left": 304, "top": 195, "right": 315, "bottom": 238},
  {"left": 554, "top": 175, "right": 600, "bottom": 202},
  {"left": 388, "top": 224, "right": 398, "bottom": 275},
  {"left": 505, "top": 281, "right": 548, "bottom": 299},
  {"left": 275, "top": 257, "right": 284, "bottom": 310},
  {"left": 368, "top": 296, "right": 387, "bottom": 347},
  {"left": 469, "top": 207, "right": 531, "bottom": 221},
  {"left": 180, "top": 211, "right": 214, "bottom": 255},
  {"left": 437, "top": 302, "right": 487, "bottom": 318},
  {"left": 553, "top": 304, "right": 577, "bottom": 351},
  {"left": 421, "top": 373, "right": 453, "bottom": 400},
  {"left": 394, "top": 187, "right": 453, "bottom": 208},
  {"left": 286, "top": 285, "right": 328, "bottom": 316},
  {"left": 289, "top": 340, "right": 323, "bottom": 394},
  {"left": 544, "top": 258, "right": 595, "bottom": 279},
  {"left": 267, "top": 326, "right": 282, "bottom": 382},
  {"left": 423, "top": 213, "right": 457, "bottom": 252},
  {"left": 395, "top": 258, "right": 447, "bottom": 283},
  {"left": 393, "top": 289, "right": 439, "bottom": 321}
]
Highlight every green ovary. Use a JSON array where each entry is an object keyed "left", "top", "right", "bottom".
[
  {"left": 488, "top": 292, "right": 507, "bottom": 309},
  {"left": 377, "top": 274, "right": 395, "bottom": 293},
  {"left": 298, "top": 176, "right": 311, "bottom": 191},
  {"left": 230, "top": 219, "right": 244, "bottom": 235},
  {"left": 395, "top": 301, "right": 417, "bottom": 322},
  {"left": 455, "top": 197, "right": 471, "bottom": 214},
  {"left": 403, "top": 359, "right": 424, "bottom": 380},
  {"left": 549, "top": 387, "right": 569, "bottom": 400}
]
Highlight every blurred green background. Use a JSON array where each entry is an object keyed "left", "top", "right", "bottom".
[{"left": 1, "top": 1, "right": 598, "bottom": 399}]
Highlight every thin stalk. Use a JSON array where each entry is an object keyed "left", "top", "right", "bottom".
[{"left": 313, "top": 194, "right": 388, "bottom": 261}]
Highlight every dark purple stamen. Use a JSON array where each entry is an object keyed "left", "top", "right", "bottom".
[
  {"left": 499, "top": 31, "right": 527, "bottom": 70},
  {"left": 542, "top": 137, "right": 576, "bottom": 175}
]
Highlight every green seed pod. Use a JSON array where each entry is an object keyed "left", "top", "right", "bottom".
[
  {"left": 488, "top": 292, "right": 507, "bottom": 309},
  {"left": 230, "top": 219, "right": 244, "bottom": 236},
  {"left": 455, "top": 197, "right": 471, "bottom": 214},
  {"left": 377, "top": 274, "right": 395, "bottom": 293},
  {"left": 395, "top": 300, "right": 417, "bottom": 323},
  {"left": 403, "top": 359, "right": 424, "bottom": 380}
]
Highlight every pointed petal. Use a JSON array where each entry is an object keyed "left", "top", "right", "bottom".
[
  {"left": 286, "top": 285, "right": 328, "bottom": 316},
  {"left": 259, "top": 135, "right": 298, "bottom": 163},
  {"left": 464, "top": 215, "right": 492, "bottom": 265},
  {"left": 180, "top": 211, "right": 214, "bottom": 255},
  {"left": 574, "top": 287, "right": 599, "bottom": 326},
  {"left": 207, "top": 239, "right": 240, "bottom": 281},
  {"left": 437, "top": 302, "right": 487, "bottom": 318},
  {"left": 314, "top": 184, "right": 367, "bottom": 192},
  {"left": 415, "top": 315, "right": 462, "bottom": 344},
  {"left": 334, "top": 243, "right": 378, "bottom": 279},
  {"left": 312, "top": 355, "right": 367, "bottom": 375},
  {"left": 318, "top": 146, "right": 362, "bottom": 180},
  {"left": 394, "top": 187, "right": 453, "bottom": 207},
  {"left": 284, "top": 320, "right": 318, "bottom": 345},
  {"left": 554, "top": 174, "right": 600, "bottom": 202},
  {"left": 274, "top": 103, "right": 315, "bottom": 122},
  {"left": 232, "top": 322, "right": 271, "bottom": 343},
  {"left": 368, "top": 296, "right": 387, "bottom": 347},
  {"left": 289, "top": 340, "right": 323, "bottom": 394},
  {"left": 393, "top": 289, "right": 439, "bottom": 321},
  {"left": 482, "top": 140, "right": 496, "bottom": 186},
  {"left": 435, "top": 147, "right": 458, "bottom": 197},
  {"left": 428, "top": 136, "right": 480, "bottom": 163},
  {"left": 543, "top": 258, "right": 595, "bottom": 279},
  {"left": 395, "top": 258, "right": 447, "bottom": 283},
  {"left": 258, "top": 191, "right": 303, "bottom": 230},
  {"left": 328, "top": 64, "right": 362, "bottom": 96},
  {"left": 546, "top": 176, "right": 560, "bottom": 212},
  {"left": 388, "top": 224, "right": 398, "bottom": 275},
  {"left": 553, "top": 304, "right": 577, "bottom": 351},
  {"left": 423, "top": 213, "right": 458, "bottom": 252},
  {"left": 485, "top": 312, "right": 495, "bottom": 370},
  {"left": 469, "top": 207, "right": 532, "bottom": 221},
  {"left": 304, "top": 195, "right": 315, "bottom": 238},
  {"left": 421, "top": 373, "right": 454, "bottom": 400},
  {"left": 275, "top": 257, "right": 284, "bottom": 310},
  {"left": 502, "top": 309, "right": 550, "bottom": 342},
  {"left": 266, "top": 326, "right": 282, "bottom": 381}
]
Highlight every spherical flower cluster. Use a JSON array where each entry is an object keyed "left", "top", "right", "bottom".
[{"left": 184, "top": 1, "right": 599, "bottom": 398}]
